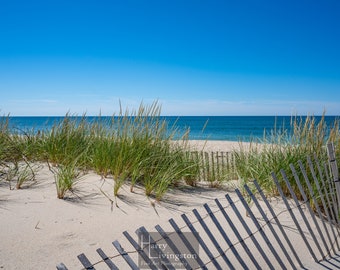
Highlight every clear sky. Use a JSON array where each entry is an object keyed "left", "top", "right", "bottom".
[{"left": 1, "top": 0, "right": 339, "bottom": 116}]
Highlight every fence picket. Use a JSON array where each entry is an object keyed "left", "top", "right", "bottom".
[
  {"left": 96, "top": 248, "right": 119, "bottom": 270},
  {"left": 192, "top": 208, "right": 236, "bottom": 269},
  {"left": 77, "top": 253, "right": 95, "bottom": 270},
  {"left": 327, "top": 143, "right": 340, "bottom": 211},
  {"left": 316, "top": 155, "right": 339, "bottom": 226},
  {"left": 122, "top": 231, "right": 158, "bottom": 270},
  {"left": 225, "top": 194, "right": 275, "bottom": 270},
  {"left": 283, "top": 166, "right": 327, "bottom": 259},
  {"left": 203, "top": 203, "right": 249, "bottom": 270},
  {"left": 235, "top": 189, "right": 287, "bottom": 270},
  {"left": 308, "top": 156, "right": 338, "bottom": 253},
  {"left": 136, "top": 226, "right": 175, "bottom": 270},
  {"left": 112, "top": 240, "right": 139, "bottom": 270},
  {"left": 214, "top": 198, "right": 262, "bottom": 270},
  {"left": 181, "top": 213, "right": 222, "bottom": 270},
  {"left": 211, "top": 151, "right": 216, "bottom": 182},
  {"left": 243, "top": 184, "right": 298, "bottom": 270},
  {"left": 325, "top": 162, "right": 340, "bottom": 223},
  {"left": 271, "top": 171, "right": 318, "bottom": 262},
  {"left": 168, "top": 218, "right": 208, "bottom": 270},
  {"left": 155, "top": 225, "right": 192, "bottom": 270},
  {"left": 253, "top": 180, "right": 304, "bottom": 268},
  {"left": 298, "top": 160, "right": 332, "bottom": 256}
]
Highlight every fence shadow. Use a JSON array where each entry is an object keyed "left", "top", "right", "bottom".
[{"left": 57, "top": 143, "right": 340, "bottom": 270}]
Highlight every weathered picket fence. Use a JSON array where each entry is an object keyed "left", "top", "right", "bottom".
[
  {"left": 57, "top": 143, "right": 340, "bottom": 269},
  {"left": 185, "top": 151, "right": 236, "bottom": 186}
]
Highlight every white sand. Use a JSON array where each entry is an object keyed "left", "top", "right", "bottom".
[
  {"left": 177, "top": 139, "right": 254, "bottom": 152},
  {"left": 0, "top": 140, "right": 337, "bottom": 269},
  {"left": 0, "top": 165, "right": 237, "bottom": 270}
]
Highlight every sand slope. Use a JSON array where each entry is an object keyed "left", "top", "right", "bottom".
[
  {"left": 0, "top": 164, "right": 240, "bottom": 269},
  {"left": 1, "top": 140, "right": 339, "bottom": 269}
]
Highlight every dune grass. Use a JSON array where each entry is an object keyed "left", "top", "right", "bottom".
[
  {"left": 0, "top": 116, "right": 37, "bottom": 189},
  {"left": 233, "top": 114, "right": 340, "bottom": 203},
  {"left": 0, "top": 105, "right": 339, "bottom": 204},
  {"left": 50, "top": 161, "right": 81, "bottom": 199},
  {"left": 0, "top": 102, "right": 199, "bottom": 200}
]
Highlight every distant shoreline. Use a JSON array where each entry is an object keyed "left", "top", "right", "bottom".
[{"left": 3, "top": 115, "right": 339, "bottom": 142}]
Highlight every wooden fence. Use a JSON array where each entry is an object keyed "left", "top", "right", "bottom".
[
  {"left": 57, "top": 143, "right": 340, "bottom": 269},
  {"left": 186, "top": 151, "right": 236, "bottom": 186}
]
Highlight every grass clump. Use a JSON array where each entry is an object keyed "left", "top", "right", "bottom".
[
  {"left": 41, "top": 114, "right": 92, "bottom": 167},
  {"left": 181, "top": 151, "right": 201, "bottom": 187},
  {"left": 0, "top": 101, "right": 197, "bottom": 201},
  {"left": 0, "top": 115, "right": 37, "bottom": 189},
  {"left": 50, "top": 161, "right": 81, "bottom": 199},
  {"left": 94, "top": 102, "right": 195, "bottom": 201},
  {"left": 233, "top": 114, "right": 340, "bottom": 199}
]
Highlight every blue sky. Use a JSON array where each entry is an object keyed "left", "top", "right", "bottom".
[{"left": 1, "top": 0, "right": 339, "bottom": 116}]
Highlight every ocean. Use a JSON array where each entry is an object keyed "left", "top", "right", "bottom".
[{"left": 3, "top": 116, "right": 339, "bottom": 142}]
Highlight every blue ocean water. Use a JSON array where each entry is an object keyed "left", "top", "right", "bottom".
[{"left": 3, "top": 116, "right": 339, "bottom": 142}]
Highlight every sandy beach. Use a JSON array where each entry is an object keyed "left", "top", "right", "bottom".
[
  {"left": 183, "top": 140, "right": 242, "bottom": 152},
  {"left": 0, "top": 140, "right": 338, "bottom": 269}
]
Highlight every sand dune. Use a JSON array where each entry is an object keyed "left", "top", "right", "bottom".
[{"left": 0, "top": 141, "right": 338, "bottom": 269}]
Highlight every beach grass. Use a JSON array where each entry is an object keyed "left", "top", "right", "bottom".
[
  {"left": 233, "top": 114, "right": 340, "bottom": 205},
  {"left": 50, "top": 161, "right": 81, "bottom": 199},
  {"left": 0, "top": 116, "right": 38, "bottom": 189},
  {"left": 0, "top": 105, "right": 339, "bottom": 204},
  {"left": 0, "top": 102, "right": 200, "bottom": 200}
]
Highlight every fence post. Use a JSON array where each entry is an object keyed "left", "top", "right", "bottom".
[{"left": 327, "top": 142, "right": 340, "bottom": 213}]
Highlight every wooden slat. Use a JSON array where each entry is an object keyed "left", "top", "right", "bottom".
[
  {"left": 96, "top": 248, "right": 119, "bottom": 270},
  {"left": 327, "top": 143, "right": 340, "bottom": 211},
  {"left": 220, "top": 152, "right": 225, "bottom": 177},
  {"left": 77, "top": 253, "right": 95, "bottom": 270},
  {"left": 225, "top": 193, "right": 275, "bottom": 270},
  {"left": 314, "top": 155, "right": 335, "bottom": 218},
  {"left": 192, "top": 208, "right": 236, "bottom": 270},
  {"left": 283, "top": 166, "right": 327, "bottom": 258},
  {"left": 243, "top": 184, "right": 297, "bottom": 270},
  {"left": 203, "top": 203, "right": 249, "bottom": 269},
  {"left": 123, "top": 231, "right": 158, "bottom": 270},
  {"left": 200, "top": 151, "right": 206, "bottom": 181},
  {"left": 136, "top": 226, "right": 175, "bottom": 270},
  {"left": 317, "top": 155, "right": 340, "bottom": 227},
  {"left": 324, "top": 162, "right": 340, "bottom": 227},
  {"left": 204, "top": 152, "right": 210, "bottom": 182},
  {"left": 56, "top": 263, "right": 68, "bottom": 270},
  {"left": 112, "top": 240, "right": 139, "bottom": 270},
  {"left": 181, "top": 213, "right": 222, "bottom": 270},
  {"left": 307, "top": 156, "right": 338, "bottom": 253},
  {"left": 155, "top": 225, "right": 191, "bottom": 270},
  {"left": 168, "top": 218, "right": 208, "bottom": 270},
  {"left": 271, "top": 171, "right": 318, "bottom": 262},
  {"left": 214, "top": 198, "right": 262, "bottom": 270},
  {"left": 298, "top": 160, "right": 332, "bottom": 256},
  {"left": 211, "top": 151, "right": 216, "bottom": 182},
  {"left": 235, "top": 188, "right": 287, "bottom": 270},
  {"left": 253, "top": 180, "right": 304, "bottom": 268}
]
